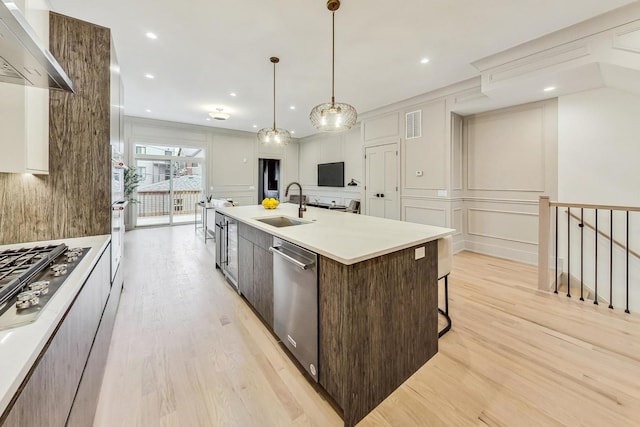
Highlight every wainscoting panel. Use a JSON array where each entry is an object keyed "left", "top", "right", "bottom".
[
  {"left": 467, "top": 208, "right": 538, "bottom": 245},
  {"left": 404, "top": 206, "right": 447, "bottom": 228},
  {"left": 403, "top": 100, "right": 447, "bottom": 190},
  {"left": 453, "top": 209, "right": 463, "bottom": 236},
  {"left": 452, "top": 114, "right": 463, "bottom": 191},
  {"left": 466, "top": 106, "right": 546, "bottom": 192},
  {"left": 363, "top": 112, "right": 400, "bottom": 143}
]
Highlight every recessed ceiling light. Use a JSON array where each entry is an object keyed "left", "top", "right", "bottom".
[
  {"left": 230, "top": 92, "right": 237, "bottom": 97},
  {"left": 206, "top": 118, "right": 211, "bottom": 121},
  {"left": 145, "top": 108, "right": 152, "bottom": 113},
  {"left": 252, "top": 124, "right": 257, "bottom": 128},
  {"left": 420, "top": 58, "right": 430, "bottom": 64},
  {"left": 145, "top": 32, "right": 157, "bottom": 40},
  {"left": 291, "top": 131, "right": 296, "bottom": 134},
  {"left": 544, "top": 86, "right": 556, "bottom": 92},
  {"left": 290, "top": 105, "right": 296, "bottom": 110},
  {"left": 145, "top": 73, "right": 155, "bottom": 79}
]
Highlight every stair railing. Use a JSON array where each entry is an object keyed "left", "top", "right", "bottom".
[{"left": 538, "top": 196, "right": 640, "bottom": 313}]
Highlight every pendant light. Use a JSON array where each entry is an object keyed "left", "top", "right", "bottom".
[
  {"left": 309, "top": 0, "right": 357, "bottom": 132},
  {"left": 258, "top": 57, "right": 291, "bottom": 146}
]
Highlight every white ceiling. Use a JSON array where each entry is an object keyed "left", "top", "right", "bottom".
[{"left": 49, "top": 0, "right": 636, "bottom": 138}]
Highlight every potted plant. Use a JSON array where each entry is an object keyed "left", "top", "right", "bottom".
[{"left": 124, "top": 165, "right": 144, "bottom": 229}]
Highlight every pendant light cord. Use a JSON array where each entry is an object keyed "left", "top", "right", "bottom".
[
  {"left": 273, "top": 60, "right": 277, "bottom": 130},
  {"left": 331, "top": 11, "right": 335, "bottom": 107}
]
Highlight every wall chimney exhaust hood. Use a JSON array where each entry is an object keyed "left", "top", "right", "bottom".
[{"left": 0, "top": 0, "right": 74, "bottom": 92}]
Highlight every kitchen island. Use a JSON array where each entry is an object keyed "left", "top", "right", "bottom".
[
  {"left": 0, "top": 235, "right": 114, "bottom": 427},
  {"left": 216, "top": 204, "right": 454, "bottom": 426}
]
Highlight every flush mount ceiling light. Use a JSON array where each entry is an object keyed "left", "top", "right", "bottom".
[
  {"left": 310, "top": 0, "right": 357, "bottom": 132},
  {"left": 209, "top": 108, "right": 230, "bottom": 121},
  {"left": 258, "top": 57, "right": 291, "bottom": 146}
]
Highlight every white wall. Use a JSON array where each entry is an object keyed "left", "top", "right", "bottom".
[
  {"left": 558, "top": 88, "right": 640, "bottom": 206},
  {"left": 297, "top": 126, "right": 362, "bottom": 207}
]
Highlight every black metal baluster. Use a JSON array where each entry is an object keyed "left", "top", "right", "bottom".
[
  {"left": 567, "top": 207, "right": 571, "bottom": 298},
  {"left": 626, "top": 211, "right": 630, "bottom": 314},
  {"left": 594, "top": 209, "right": 598, "bottom": 305},
  {"left": 580, "top": 208, "right": 584, "bottom": 301},
  {"left": 609, "top": 210, "right": 614, "bottom": 310},
  {"left": 555, "top": 206, "right": 559, "bottom": 294}
]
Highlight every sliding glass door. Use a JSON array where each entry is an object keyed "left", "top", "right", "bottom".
[{"left": 133, "top": 144, "right": 204, "bottom": 227}]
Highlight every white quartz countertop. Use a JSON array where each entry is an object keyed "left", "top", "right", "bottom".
[
  {"left": 0, "top": 235, "right": 110, "bottom": 417},
  {"left": 216, "top": 204, "right": 454, "bottom": 265}
]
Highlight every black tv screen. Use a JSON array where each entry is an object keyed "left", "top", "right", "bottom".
[{"left": 317, "top": 162, "right": 344, "bottom": 187}]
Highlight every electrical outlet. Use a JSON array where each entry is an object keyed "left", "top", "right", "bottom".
[
  {"left": 437, "top": 189, "right": 447, "bottom": 197},
  {"left": 415, "top": 246, "right": 425, "bottom": 260}
]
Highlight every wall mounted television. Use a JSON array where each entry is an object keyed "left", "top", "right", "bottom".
[{"left": 317, "top": 162, "right": 344, "bottom": 187}]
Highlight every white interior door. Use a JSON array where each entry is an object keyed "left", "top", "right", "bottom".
[{"left": 365, "top": 143, "right": 399, "bottom": 220}]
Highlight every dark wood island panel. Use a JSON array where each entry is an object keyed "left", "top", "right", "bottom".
[{"left": 319, "top": 241, "right": 438, "bottom": 427}]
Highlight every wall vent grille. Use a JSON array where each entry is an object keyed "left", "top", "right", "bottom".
[{"left": 406, "top": 110, "right": 421, "bottom": 139}]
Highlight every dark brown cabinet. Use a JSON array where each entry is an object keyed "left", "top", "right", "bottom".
[
  {"left": 237, "top": 223, "right": 274, "bottom": 328},
  {"left": 1, "top": 245, "right": 113, "bottom": 427}
]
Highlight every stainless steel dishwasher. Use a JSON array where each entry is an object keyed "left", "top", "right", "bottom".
[{"left": 269, "top": 237, "right": 319, "bottom": 382}]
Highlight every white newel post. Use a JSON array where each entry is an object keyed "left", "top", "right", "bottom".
[{"left": 538, "top": 196, "right": 550, "bottom": 290}]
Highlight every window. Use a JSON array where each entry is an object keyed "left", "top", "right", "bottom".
[
  {"left": 137, "top": 166, "right": 146, "bottom": 177},
  {"left": 136, "top": 146, "right": 147, "bottom": 155}
]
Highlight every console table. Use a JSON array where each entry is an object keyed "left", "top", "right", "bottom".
[{"left": 195, "top": 202, "right": 215, "bottom": 242}]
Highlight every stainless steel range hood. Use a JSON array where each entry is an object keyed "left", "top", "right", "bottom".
[{"left": 0, "top": 0, "right": 74, "bottom": 92}]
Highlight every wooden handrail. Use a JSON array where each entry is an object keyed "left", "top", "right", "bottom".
[
  {"left": 566, "top": 210, "right": 640, "bottom": 261},
  {"left": 550, "top": 201, "right": 640, "bottom": 213}
]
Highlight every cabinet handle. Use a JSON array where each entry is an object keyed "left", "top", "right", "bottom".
[{"left": 380, "top": 193, "right": 384, "bottom": 198}]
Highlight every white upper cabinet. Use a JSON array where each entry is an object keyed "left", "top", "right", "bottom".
[{"left": 0, "top": 0, "right": 50, "bottom": 174}]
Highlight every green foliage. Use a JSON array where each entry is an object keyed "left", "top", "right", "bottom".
[{"left": 124, "top": 165, "right": 144, "bottom": 204}]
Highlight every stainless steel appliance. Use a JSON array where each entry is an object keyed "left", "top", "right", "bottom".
[
  {"left": 0, "top": 0, "right": 74, "bottom": 91},
  {"left": 111, "top": 160, "right": 127, "bottom": 284},
  {"left": 0, "top": 244, "right": 88, "bottom": 330},
  {"left": 270, "top": 237, "right": 319, "bottom": 382},
  {"left": 216, "top": 213, "right": 239, "bottom": 290}
]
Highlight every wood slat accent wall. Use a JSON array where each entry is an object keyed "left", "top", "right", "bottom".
[
  {"left": 319, "top": 241, "right": 439, "bottom": 427},
  {"left": 0, "top": 13, "right": 111, "bottom": 244}
]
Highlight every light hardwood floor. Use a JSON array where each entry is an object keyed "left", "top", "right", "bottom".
[{"left": 94, "top": 226, "right": 640, "bottom": 427}]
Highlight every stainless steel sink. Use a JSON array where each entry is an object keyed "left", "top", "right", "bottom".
[{"left": 256, "top": 216, "right": 310, "bottom": 228}]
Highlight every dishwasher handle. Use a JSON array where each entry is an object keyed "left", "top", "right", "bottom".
[{"left": 269, "top": 245, "right": 314, "bottom": 270}]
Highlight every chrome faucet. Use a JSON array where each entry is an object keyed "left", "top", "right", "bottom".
[{"left": 285, "top": 182, "right": 305, "bottom": 218}]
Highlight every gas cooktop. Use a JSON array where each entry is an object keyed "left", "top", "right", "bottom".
[{"left": 0, "top": 244, "right": 88, "bottom": 331}]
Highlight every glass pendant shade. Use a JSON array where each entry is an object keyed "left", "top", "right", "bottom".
[
  {"left": 310, "top": 101, "right": 357, "bottom": 132},
  {"left": 310, "top": 0, "right": 357, "bottom": 132},
  {"left": 257, "top": 127, "right": 291, "bottom": 145},
  {"left": 258, "top": 56, "right": 290, "bottom": 146}
]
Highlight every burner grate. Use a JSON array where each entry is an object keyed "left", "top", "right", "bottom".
[{"left": 0, "top": 244, "right": 68, "bottom": 307}]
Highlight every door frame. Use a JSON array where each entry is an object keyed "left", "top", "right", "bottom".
[
  {"left": 132, "top": 146, "right": 206, "bottom": 227},
  {"left": 363, "top": 139, "right": 401, "bottom": 220}
]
